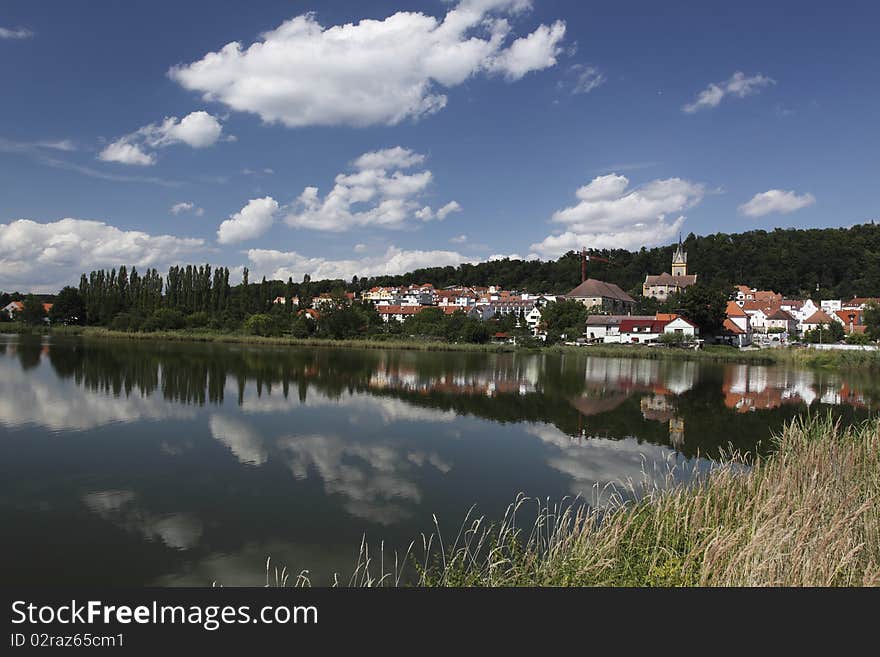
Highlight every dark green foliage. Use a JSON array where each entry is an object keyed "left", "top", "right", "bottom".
[
  {"left": 352, "top": 222, "right": 880, "bottom": 298},
  {"left": 142, "top": 308, "right": 186, "bottom": 332},
  {"left": 21, "top": 296, "right": 46, "bottom": 325},
  {"left": 803, "top": 322, "right": 845, "bottom": 343},
  {"left": 865, "top": 302, "right": 880, "bottom": 340},
  {"left": 845, "top": 332, "right": 872, "bottom": 345},
  {"left": 316, "top": 300, "right": 382, "bottom": 340},
  {"left": 244, "top": 313, "right": 282, "bottom": 337},
  {"left": 667, "top": 283, "right": 731, "bottom": 334},
  {"left": 540, "top": 299, "right": 589, "bottom": 343},
  {"left": 48, "top": 286, "right": 86, "bottom": 324}
]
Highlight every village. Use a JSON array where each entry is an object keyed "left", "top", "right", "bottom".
[{"left": 261, "top": 238, "right": 878, "bottom": 349}]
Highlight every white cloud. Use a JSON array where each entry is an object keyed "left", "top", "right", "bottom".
[
  {"left": 37, "top": 139, "right": 76, "bottom": 152},
  {"left": 0, "top": 218, "right": 205, "bottom": 292},
  {"left": 168, "top": 1, "right": 565, "bottom": 128},
  {"left": 98, "top": 141, "right": 155, "bottom": 166},
  {"left": 98, "top": 110, "right": 224, "bottom": 166},
  {"left": 284, "top": 147, "right": 459, "bottom": 231},
  {"left": 0, "top": 26, "right": 33, "bottom": 39},
  {"left": 489, "top": 253, "right": 522, "bottom": 261},
  {"left": 416, "top": 200, "right": 463, "bottom": 222},
  {"left": 170, "top": 201, "right": 204, "bottom": 216},
  {"left": 738, "top": 189, "right": 815, "bottom": 218},
  {"left": 683, "top": 71, "right": 775, "bottom": 113},
  {"left": 530, "top": 173, "right": 705, "bottom": 258},
  {"left": 353, "top": 146, "right": 425, "bottom": 170},
  {"left": 570, "top": 64, "right": 605, "bottom": 94},
  {"left": 486, "top": 20, "right": 566, "bottom": 80},
  {"left": 217, "top": 196, "right": 279, "bottom": 244},
  {"left": 247, "top": 245, "right": 473, "bottom": 282},
  {"left": 450, "top": 234, "right": 468, "bottom": 244}
]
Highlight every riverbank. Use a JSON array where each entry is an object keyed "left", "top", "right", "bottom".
[
  {"left": 4, "top": 323, "right": 880, "bottom": 367},
  {"left": 297, "top": 415, "right": 879, "bottom": 587}
]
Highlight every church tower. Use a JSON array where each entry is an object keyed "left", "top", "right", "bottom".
[{"left": 671, "top": 236, "right": 687, "bottom": 277}]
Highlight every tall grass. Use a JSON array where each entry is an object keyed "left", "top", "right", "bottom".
[{"left": 268, "top": 414, "right": 879, "bottom": 587}]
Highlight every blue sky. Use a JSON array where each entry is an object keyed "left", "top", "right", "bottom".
[{"left": 1, "top": 0, "right": 878, "bottom": 291}]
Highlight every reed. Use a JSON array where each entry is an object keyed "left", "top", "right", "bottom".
[{"left": 267, "top": 414, "right": 879, "bottom": 587}]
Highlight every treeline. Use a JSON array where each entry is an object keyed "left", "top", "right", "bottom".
[{"left": 351, "top": 222, "right": 880, "bottom": 299}]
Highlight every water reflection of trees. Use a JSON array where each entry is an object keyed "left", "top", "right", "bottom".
[{"left": 34, "top": 337, "right": 880, "bottom": 458}]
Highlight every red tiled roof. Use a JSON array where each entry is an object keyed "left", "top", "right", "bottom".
[
  {"left": 643, "top": 273, "right": 697, "bottom": 287},
  {"left": 834, "top": 309, "right": 863, "bottom": 326},
  {"left": 567, "top": 278, "right": 635, "bottom": 303},
  {"left": 766, "top": 308, "right": 794, "bottom": 321},
  {"left": 723, "top": 318, "right": 746, "bottom": 335},
  {"left": 803, "top": 310, "right": 835, "bottom": 325},
  {"left": 619, "top": 319, "right": 669, "bottom": 333},
  {"left": 726, "top": 301, "right": 748, "bottom": 317},
  {"left": 655, "top": 313, "right": 680, "bottom": 321}
]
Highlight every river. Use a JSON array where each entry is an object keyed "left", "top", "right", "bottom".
[{"left": 0, "top": 334, "right": 876, "bottom": 585}]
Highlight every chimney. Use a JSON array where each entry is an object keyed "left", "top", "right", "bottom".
[{"left": 581, "top": 247, "right": 587, "bottom": 283}]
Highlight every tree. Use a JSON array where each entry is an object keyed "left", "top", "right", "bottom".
[
  {"left": 21, "top": 296, "right": 46, "bottom": 326},
  {"left": 864, "top": 302, "right": 880, "bottom": 340},
  {"left": 49, "top": 286, "right": 86, "bottom": 324},
  {"left": 540, "top": 299, "right": 589, "bottom": 342},
  {"left": 670, "top": 283, "right": 729, "bottom": 335},
  {"left": 804, "top": 322, "right": 845, "bottom": 344}
]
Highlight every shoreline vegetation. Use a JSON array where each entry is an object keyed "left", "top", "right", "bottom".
[
  {"left": 274, "top": 415, "right": 879, "bottom": 587},
  {"left": 4, "top": 323, "right": 880, "bottom": 368}
]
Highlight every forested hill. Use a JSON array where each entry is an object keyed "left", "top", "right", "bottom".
[{"left": 357, "top": 222, "right": 880, "bottom": 298}]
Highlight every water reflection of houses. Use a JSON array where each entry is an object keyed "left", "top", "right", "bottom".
[
  {"left": 640, "top": 394, "right": 686, "bottom": 449},
  {"left": 722, "top": 365, "right": 873, "bottom": 412},
  {"left": 368, "top": 363, "right": 537, "bottom": 397},
  {"left": 583, "top": 358, "right": 697, "bottom": 396}
]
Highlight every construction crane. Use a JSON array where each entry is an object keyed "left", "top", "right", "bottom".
[{"left": 580, "top": 247, "right": 610, "bottom": 283}]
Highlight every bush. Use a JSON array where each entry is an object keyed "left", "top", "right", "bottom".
[
  {"left": 244, "top": 313, "right": 281, "bottom": 337},
  {"left": 185, "top": 311, "right": 210, "bottom": 329},
  {"left": 845, "top": 331, "right": 873, "bottom": 345},
  {"left": 658, "top": 332, "right": 688, "bottom": 345},
  {"left": 109, "top": 312, "right": 143, "bottom": 332},
  {"left": 142, "top": 308, "right": 186, "bottom": 332}
]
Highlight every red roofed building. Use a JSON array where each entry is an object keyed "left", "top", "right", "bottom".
[
  {"left": 833, "top": 309, "right": 867, "bottom": 334},
  {"left": 3, "top": 301, "right": 24, "bottom": 319},
  {"left": 619, "top": 318, "right": 670, "bottom": 343},
  {"left": 801, "top": 309, "right": 836, "bottom": 332},
  {"left": 723, "top": 301, "right": 752, "bottom": 346}
]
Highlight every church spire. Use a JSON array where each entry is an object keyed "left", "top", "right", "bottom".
[{"left": 672, "top": 235, "right": 687, "bottom": 276}]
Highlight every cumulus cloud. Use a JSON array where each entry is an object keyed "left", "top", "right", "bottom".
[
  {"left": 0, "top": 218, "right": 205, "bottom": 292},
  {"left": 683, "top": 71, "right": 775, "bottom": 113},
  {"left": 416, "top": 200, "right": 462, "bottom": 222},
  {"left": 0, "top": 26, "right": 33, "bottom": 39},
  {"left": 530, "top": 173, "right": 705, "bottom": 258},
  {"left": 284, "top": 147, "right": 459, "bottom": 231},
  {"left": 170, "top": 201, "right": 204, "bottom": 216},
  {"left": 247, "top": 245, "right": 473, "bottom": 282},
  {"left": 217, "top": 196, "right": 279, "bottom": 244},
  {"left": 738, "top": 189, "right": 815, "bottom": 218},
  {"left": 98, "top": 111, "right": 224, "bottom": 166},
  {"left": 168, "top": 1, "right": 565, "bottom": 128}
]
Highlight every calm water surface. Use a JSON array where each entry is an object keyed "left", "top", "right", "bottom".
[{"left": 1, "top": 334, "right": 877, "bottom": 585}]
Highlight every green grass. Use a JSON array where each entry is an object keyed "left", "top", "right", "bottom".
[
  {"left": 5, "top": 323, "right": 879, "bottom": 367},
  {"left": 267, "top": 414, "right": 879, "bottom": 587}
]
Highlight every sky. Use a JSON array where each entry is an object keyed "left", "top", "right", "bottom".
[{"left": 1, "top": 0, "right": 879, "bottom": 292}]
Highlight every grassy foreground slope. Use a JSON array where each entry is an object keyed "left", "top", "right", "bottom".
[{"left": 297, "top": 415, "right": 877, "bottom": 587}]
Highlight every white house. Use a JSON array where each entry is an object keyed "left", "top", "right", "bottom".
[
  {"left": 802, "top": 309, "right": 837, "bottom": 332},
  {"left": 821, "top": 299, "right": 842, "bottom": 314},
  {"left": 3, "top": 301, "right": 23, "bottom": 319},
  {"left": 663, "top": 316, "right": 698, "bottom": 338}
]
